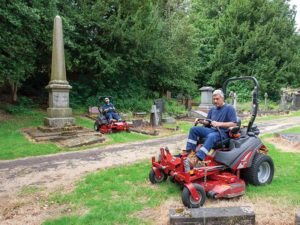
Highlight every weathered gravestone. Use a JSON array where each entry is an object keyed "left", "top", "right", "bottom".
[
  {"left": 281, "top": 91, "right": 287, "bottom": 110},
  {"left": 233, "top": 92, "right": 237, "bottom": 110},
  {"left": 154, "top": 98, "right": 166, "bottom": 114},
  {"left": 264, "top": 92, "right": 268, "bottom": 110},
  {"left": 229, "top": 91, "right": 234, "bottom": 105},
  {"left": 170, "top": 206, "right": 255, "bottom": 225},
  {"left": 161, "top": 117, "right": 176, "bottom": 124},
  {"left": 44, "top": 15, "right": 75, "bottom": 127},
  {"left": 295, "top": 212, "right": 300, "bottom": 225},
  {"left": 177, "top": 93, "right": 183, "bottom": 103},
  {"left": 295, "top": 90, "right": 300, "bottom": 109},
  {"left": 167, "top": 91, "right": 172, "bottom": 101},
  {"left": 198, "top": 86, "right": 214, "bottom": 113},
  {"left": 150, "top": 105, "right": 161, "bottom": 127},
  {"left": 185, "top": 95, "right": 192, "bottom": 110}
]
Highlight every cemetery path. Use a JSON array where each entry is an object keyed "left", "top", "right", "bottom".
[{"left": 0, "top": 116, "right": 299, "bottom": 224}]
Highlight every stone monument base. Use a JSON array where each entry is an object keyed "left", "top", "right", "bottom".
[{"left": 44, "top": 117, "right": 76, "bottom": 127}]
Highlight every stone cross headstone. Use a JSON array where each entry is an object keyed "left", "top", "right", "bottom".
[
  {"left": 229, "top": 91, "right": 234, "bottom": 105},
  {"left": 44, "top": 15, "right": 75, "bottom": 127},
  {"left": 264, "top": 92, "right": 268, "bottom": 110},
  {"left": 166, "top": 91, "right": 171, "bottom": 101},
  {"left": 198, "top": 86, "right": 214, "bottom": 113},
  {"left": 150, "top": 105, "right": 161, "bottom": 127},
  {"left": 233, "top": 92, "right": 237, "bottom": 110}
]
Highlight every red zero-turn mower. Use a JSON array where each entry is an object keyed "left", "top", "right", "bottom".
[
  {"left": 149, "top": 76, "right": 274, "bottom": 208},
  {"left": 94, "top": 96, "right": 130, "bottom": 134}
]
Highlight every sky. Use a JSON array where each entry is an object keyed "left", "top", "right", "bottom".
[{"left": 289, "top": 0, "right": 300, "bottom": 30}]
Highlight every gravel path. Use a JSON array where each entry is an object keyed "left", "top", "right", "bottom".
[{"left": 0, "top": 116, "right": 299, "bottom": 224}]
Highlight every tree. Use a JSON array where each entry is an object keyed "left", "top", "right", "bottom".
[
  {"left": 191, "top": 0, "right": 300, "bottom": 100},
  {"left": 0, "top": 1, "right": 57, "bottom": 102}
]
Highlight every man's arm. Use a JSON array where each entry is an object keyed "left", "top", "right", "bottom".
[{"left": 211, "top": 121, "right": 237, "bottom": 128}]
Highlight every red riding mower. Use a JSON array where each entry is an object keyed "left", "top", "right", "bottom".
[
  {"left": 94, "top": 96, "right": 130, "bottom": 134},
  {"left": 149, "top": 76, "right": 274, "bottom": 208}
]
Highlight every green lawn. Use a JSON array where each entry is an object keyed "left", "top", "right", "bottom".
[
  {"left": 41, "top": 127, "right": 300, "bottom": 224},
  {"left": 0, "top": 110, "right": 188, "bottom": 160},
  {"left": 1, "top": 109, "right": 299, "bottom": 160}
]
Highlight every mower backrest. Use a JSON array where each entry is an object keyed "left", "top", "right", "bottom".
[{"left": 97, "top": 115, "right": 108, "bottom": 125}]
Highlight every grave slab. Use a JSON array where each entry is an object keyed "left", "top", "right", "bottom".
[
  {"left": 170, "top": 206, "right": 255, "bottom": 225},
  {"left": 62, "top": 135, "right": 105, "bottom": 148},
  {"left": 295, "top": 212, "right": 300, "bottom": 225},
  {"left": 162, "top": 117, "right": 176, "bottom": 124}
]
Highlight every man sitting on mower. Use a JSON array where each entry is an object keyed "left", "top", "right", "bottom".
[
  {"left": 186, "top": 90, "right": 238, "bottom": 167},
  {"left": 102, "top": 97, "right": 122, "bottom": 122}
]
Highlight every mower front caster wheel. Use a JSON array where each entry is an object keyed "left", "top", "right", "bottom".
[
  {"left": 94, "top": 121, "right": 100, "bottom": 131},
  {"left": 182, "top": 183, "right": 206, "bottom": 208},
  {"left": 149, "top": 168, "right": 167, "bottom": 184}
]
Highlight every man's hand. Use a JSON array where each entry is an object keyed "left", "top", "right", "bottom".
[{"left": 194, "top": 118, "right": 205, "bottom": 126}]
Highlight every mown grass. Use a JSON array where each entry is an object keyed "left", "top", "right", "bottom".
[
  {"left": 43, "top": 127, "right": 300, "bottom": 224},
  {"left": 0, "top": 111, "right": 67, "bottom": 160},
  {"left": 43, "top": 162, "right": 181, "bottom": 225},
  {"left": 0, "top": 110, "right": 187, "bottom": 160},
  {"left": 246, "top": 128, "right": 300, "bottom": 205},
  {"left": 1, "top": 108, "right": 299, "bottom": 160}
]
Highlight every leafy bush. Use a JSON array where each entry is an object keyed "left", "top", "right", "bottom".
[{"left": 0, "top": 97, "right": 38, "bottom": 115}]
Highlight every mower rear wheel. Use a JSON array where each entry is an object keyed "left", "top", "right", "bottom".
[
  {"left": 149, "top": 168, "right": 167, "bottom": 184},
  {"left": 94, "top": 121, "right": 100, "bottom": 131},
  {"left": 127, "top": 129, "right": 131, "bottom": 133},
  {"left": 241, "top": 153, "right": 274, "bottom": 186},
  {"left": 182, "top": 183, "right": 206, "bottom": 208}
]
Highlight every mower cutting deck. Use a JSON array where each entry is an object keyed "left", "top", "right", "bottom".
[{"left": 149, "top": 76, "right": 274, "bottom": 208}]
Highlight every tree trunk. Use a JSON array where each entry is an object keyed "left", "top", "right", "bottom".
[{"left": 9, "top": 80, "right": 18, "bottom": 103}]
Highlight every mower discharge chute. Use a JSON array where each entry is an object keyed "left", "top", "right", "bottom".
[
  {"left": 94, "top": 96, "right": 130, "bottom": 134},
  {"left": 149, "top": 76, "right": 274, "bottom": 208}
]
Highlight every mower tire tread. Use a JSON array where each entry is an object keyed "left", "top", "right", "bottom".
[
  {"left": 149, "top": 168, "right": 167, "bottom": 184},
  {"left": 182, "top": 183, "right": 206, "bottom": 208},
  {"left": 241, "top": 153, "right": 274, "bottom": 186}
]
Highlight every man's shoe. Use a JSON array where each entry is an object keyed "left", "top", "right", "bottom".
[{"left": 187, "top": 153, "right": 199, "bottom": 168}]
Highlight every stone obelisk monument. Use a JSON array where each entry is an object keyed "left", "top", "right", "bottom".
[{"left": 44, "top": 15, "right": 75, "bottom": 127}]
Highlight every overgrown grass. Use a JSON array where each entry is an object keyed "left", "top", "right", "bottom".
[
  {"left": 165, "top": 99, "right": 187, "bottom": 115},
  {"left": 42, "top": 127, "right": 300, "bottom": 224}
]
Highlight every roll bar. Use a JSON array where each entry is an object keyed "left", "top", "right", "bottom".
[{"left": 222, "top": 76, "right": 259, "bottom": 133}]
